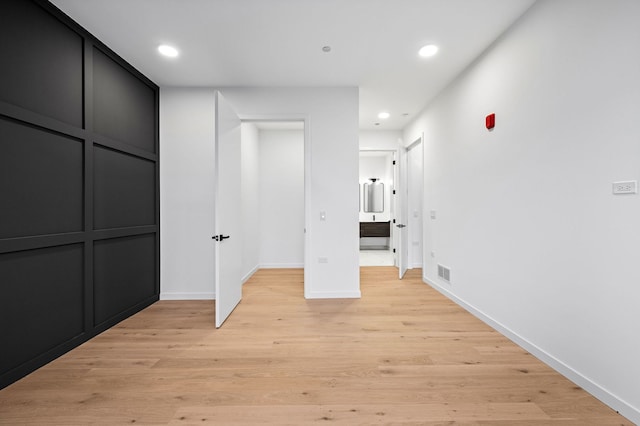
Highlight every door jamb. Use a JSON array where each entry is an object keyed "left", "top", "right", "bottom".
[{"left": 405, "top": 135, "right": 423, "bottom": 270}]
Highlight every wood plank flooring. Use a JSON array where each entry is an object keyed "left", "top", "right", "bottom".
[{"left": 0, "top": 267, "right": 632, "bottom": 425}]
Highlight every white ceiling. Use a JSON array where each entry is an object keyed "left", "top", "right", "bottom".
[{"left": 50, "top": 0, "right": 536, "bottom": 130}]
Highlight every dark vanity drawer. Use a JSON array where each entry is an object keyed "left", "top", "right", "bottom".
[{"left": 360, "top": 221, "right": 391, "bottom": 237}]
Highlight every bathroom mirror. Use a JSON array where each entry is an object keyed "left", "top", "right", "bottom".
[{"left": 363, "top": 180, "right": 384, "bottom": 213}]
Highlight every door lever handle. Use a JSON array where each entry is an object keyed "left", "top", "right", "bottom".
[
  {"left": 396, "top": 224, "right": 406, "bottom": 228},
  {"left": 212, "top": 234, "right": 231, "bottom": 241}
]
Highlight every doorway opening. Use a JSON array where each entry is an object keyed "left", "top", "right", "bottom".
[
  {"left": 239, "top": 119, "right": 307, "bottom": 287},
  {"left": 359, "top": 150, "right": 395, "bottom": 266},
  {"left": 394, "top": 134, "right": 424, "bottom": 279}
]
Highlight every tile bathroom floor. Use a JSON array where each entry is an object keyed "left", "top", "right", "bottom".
[{"left": 359, "top": 249, "right": 394, "bottom": 266}]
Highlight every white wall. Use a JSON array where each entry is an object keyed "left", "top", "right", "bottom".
[
  {"left": 359, "top": 129, "right": 401, "bottom": 150},
  {"left": 161, "top": 87, "right": 360, "bottom": 299},
  {"left": 258, "top": 129, "right": 305, "bottom": 268},
  {"left": 403, "top": 0, "right": 640, "bottom": 422},
  {"left": 160, "top": 88, "right": 216, "bottom": 300},
  {"left": 240, "top": 122, "right": 260, "bottom": 281},
  {"left": 223, "top": 87, "right": 360, "bottom": 298}
]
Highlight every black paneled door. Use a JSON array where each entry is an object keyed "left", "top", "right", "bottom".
[{"left": 0, "top": 0, "right": 159, "bottom": 389}]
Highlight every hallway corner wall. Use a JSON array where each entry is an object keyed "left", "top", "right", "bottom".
[
  {"left": 161, "top": 87, "right": 360, "bottom": 300},
  {"left": 403, "top": 1, "right": 640, "bottom": 422}
]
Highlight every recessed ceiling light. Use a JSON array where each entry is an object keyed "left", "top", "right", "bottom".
[
  {"left": 322, "top": 46, "right": 331, "bottom": 53},
  {"left": 377, "top": 112, "right": 390, "bottom": 119},
  {"left": 158, "top": 44, "right": 179, "bottom": 58},
  {"left": 418, "top": 44, "right": 438, "bottom": 58}
]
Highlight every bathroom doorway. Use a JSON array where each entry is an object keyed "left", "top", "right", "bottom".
[{"left": 359, "top": 150, "right": 395, "bottom": 266}]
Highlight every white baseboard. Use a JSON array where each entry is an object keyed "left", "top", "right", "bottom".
[
  {"left": 422, "top": 274, "right": 639, "bottom": 425},
  {"left": 160, "top": 292, "right": 214, "bottom": 300},
  {"left": 242, "top": 265, "right": 260, "bottom": 284},
  {"left": 305, "top": 290, "right": 361, "bottom": 299},
  {"left": 259, "top": 263, "right": 304, "bottom": 269}
]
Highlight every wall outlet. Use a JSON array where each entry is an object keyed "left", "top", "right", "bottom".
[
  {"left": 318, "top": 257, "right": 328, "bottom": 263},
  {"left": 613, "top": 181, "right": 637, "bottom": 194}
]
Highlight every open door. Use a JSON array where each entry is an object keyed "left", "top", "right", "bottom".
[
  {"left": 213, "top": 92, "right": 242, "bottom": 327},
  {"left": 396, "top": 147, "right": 409, "bottom": 278}
]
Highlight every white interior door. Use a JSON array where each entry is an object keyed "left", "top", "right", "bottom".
[
  {"left": 214, "top": 92, "right": 242, "bottom": 328},
  {"left": 407, "top": 140, "right": 423, "bottom": 269},
  {"left": 397, "top": 147, "right": 409, "bottom": 278}
]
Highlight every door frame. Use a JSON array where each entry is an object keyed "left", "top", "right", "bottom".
[
  {"left": 405, "top": 135, "right": 424, "bottom": 270},
  {"left": 358, "top": 149, "right": 396, "bottom": 264},
  {"left": 240, "top": 114, "right": 311, "bottom": 297},
  {"left": 397, "top": 144, "right": 409, "bottom": 278}
]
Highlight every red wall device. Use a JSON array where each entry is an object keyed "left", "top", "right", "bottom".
[{"left": 486, "top": 113, "right": 495, "bottom": 130}]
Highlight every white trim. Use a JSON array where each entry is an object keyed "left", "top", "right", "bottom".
[
  {"left": 259, "top": 263, "right": 304, "bottom": 269},
  {"left": 422, "top": 275, "right": 639, "bottom": 424},
  {"left": 241, "top": 264, "right": 260, "bottom": 284},
  {"left": 406, "top": 136, "right": 422, "bottom": 150},
  {"left": 303, "top": 117, "right": 312, "bottom": 299},
  {"left": 160, "top": 292, "right": 215, "bottom": 300},
  {"left": 305, "top": 290, "right": 361, "bottom": 299}
]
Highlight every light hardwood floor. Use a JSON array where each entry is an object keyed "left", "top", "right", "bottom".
[{"left": 0, "top": 267, "right": 632, "bottom": 425}]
